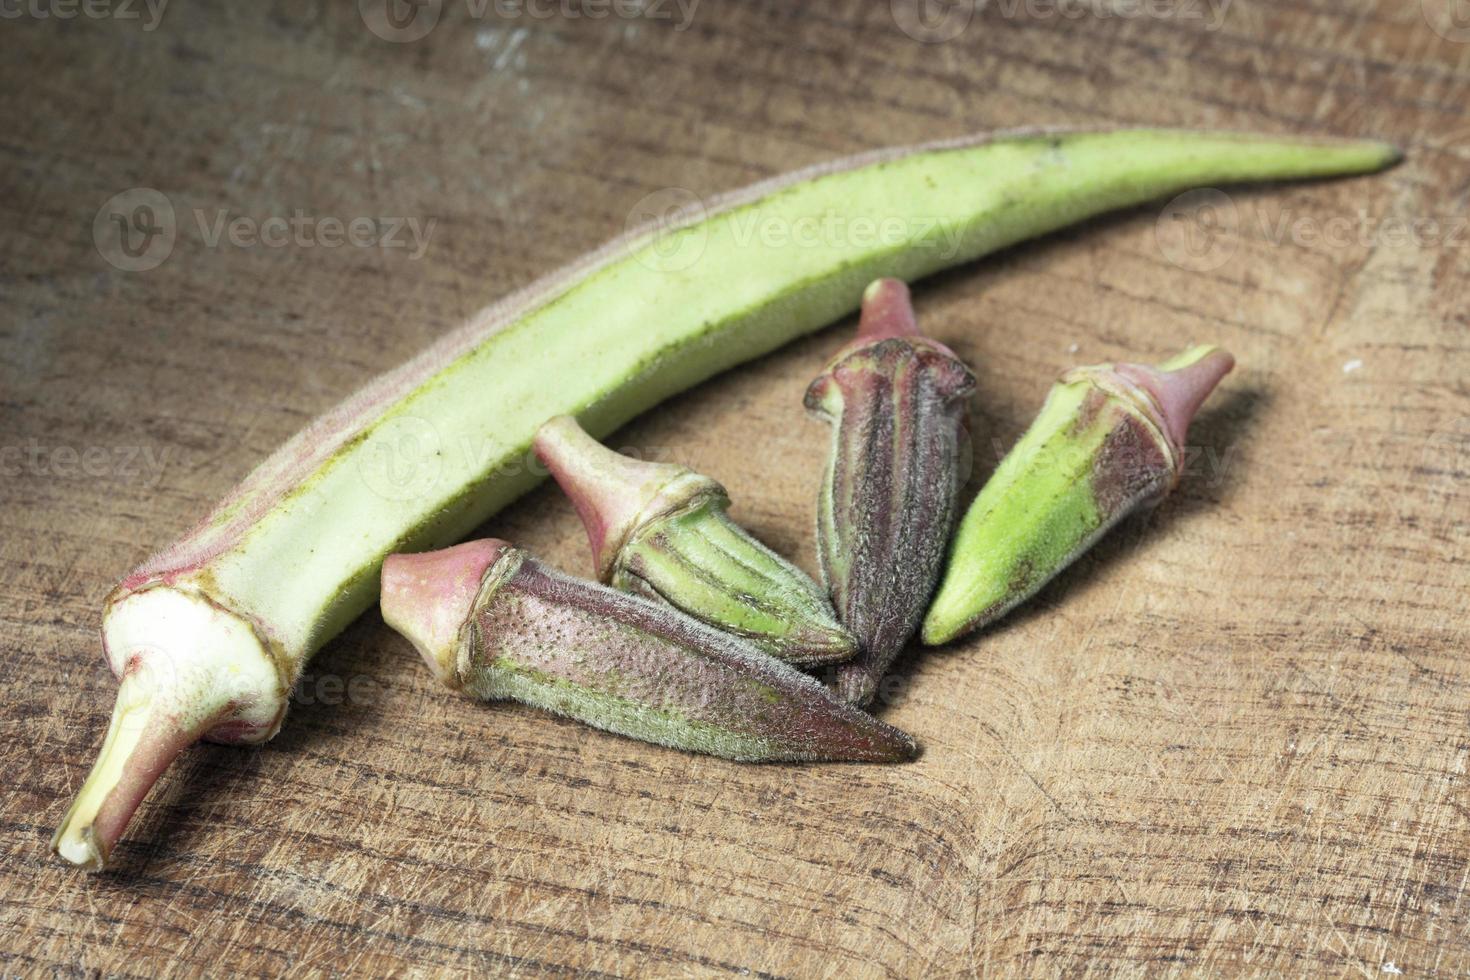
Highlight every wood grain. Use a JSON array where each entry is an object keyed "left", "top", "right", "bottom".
[{"left": 3, "top": 0, "right": 1468, "bottom": 974}]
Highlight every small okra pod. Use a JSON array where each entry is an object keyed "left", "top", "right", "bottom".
[
  {"left": 922, "top": 345, "right": 1236, "bottom": 645},
  {"left": 381, "top": 540, "right": 917, "bottom": 763},
  {"left": 804, "top": 279, "right": 977, "bottom": 706},
  {"left": 533, "top": 416, "right": 856, "bottom": 667}
]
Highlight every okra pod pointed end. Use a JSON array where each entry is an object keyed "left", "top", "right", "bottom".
[
  {"left": 919, "top": 601, "right": 971, "bottom": 648},
  {"left": 1328, "top": 137, "right": 1403, "bottom": 171},
  {"left": 533, "top": 415, "right": 721, "bottom": 581},
  {"left": 380, "top": 539, "right": 513, "bottom": 687},
  {"left": 778, "top": 620, "right": 860, "bottom": 668},
  {"left": 820, "top": 716, "right": 920, "bottom": 764}
]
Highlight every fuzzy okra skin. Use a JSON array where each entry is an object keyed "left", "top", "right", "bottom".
[
  {"left": 807, "top": 279, "right": 975, "bottom": 706},
  {"left": 922, "top": 346, "right": 1236, "bottom": 645},
  {"left": 55, "top": 128, "right": 1398, "bottom": 869},
  {"left": 534, "top": 415, "right": 855, "bottom": 666},
  {"left": 380, "top": 541, "right": 916, "bottom": 762}
]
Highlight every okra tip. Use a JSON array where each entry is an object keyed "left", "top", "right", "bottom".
[
  {"left": 793, "top": 691, "right": 921, "bottom": 763},
  {"left": 1376, "top": 141, "right": 1404, "bottom": 168},
  {"left": 837, "top": 718, "right": 921, "bottom": 764},
  {"left": 381, "top": 539, "right": 512, "bottom": 687},
  {"left": 1335, "top": 137, "right": 1402, "bottom": 170}
]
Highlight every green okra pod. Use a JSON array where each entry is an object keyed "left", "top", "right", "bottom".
[
  {"left": 923, "top": 345, "right": 1236, "bottom": 645},
  {"left": 534, "top": 416, "right": 856, "bottom": 666},
  {"left": 805, "top": 279, "right": 976, "bottom": 706},
  {"left": 381, "top": 540, "right": 916, "bottom": 763}
]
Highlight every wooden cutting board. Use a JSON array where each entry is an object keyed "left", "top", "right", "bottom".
[{"left": 3, "top": 1, "right": 1467, "bottom": 974}]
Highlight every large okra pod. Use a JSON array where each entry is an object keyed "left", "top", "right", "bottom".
[
  {"left": 55, "top": 129, "right": 1397, "bottom": 868},
  {"left": 380, "top": 541, "right": 915, "bottom": 762},
  {"left": 805, "top": 279, "right": 975, "bottom": 706},
  {"left": 534, "top": 416, "right": 855, "bottom": 666},
  {"left": 923, "top": 346, "right": 1235, "bottom": 644}
]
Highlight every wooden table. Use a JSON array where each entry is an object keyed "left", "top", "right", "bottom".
[{"left": 3, "top": 1, "right": 1467, "bottom": 974}]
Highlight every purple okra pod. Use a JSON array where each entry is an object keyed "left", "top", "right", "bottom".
[
  {"left": 381, "top": 540, "right": 918, "bottom": 763},
  {"left": 805, "top": 279, "right": 977, "bottom": 706}
]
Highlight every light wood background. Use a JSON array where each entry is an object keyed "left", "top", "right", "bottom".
[{"left": 3, "top": 0, "right": 1468, "bottom": 974}]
